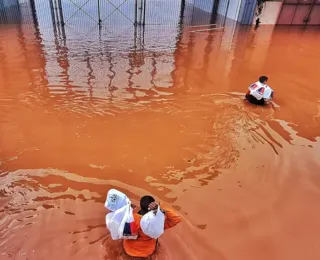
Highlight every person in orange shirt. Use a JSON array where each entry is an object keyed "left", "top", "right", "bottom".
[{"left": 123, "top": 195, "right": 181, "bottom": 258}]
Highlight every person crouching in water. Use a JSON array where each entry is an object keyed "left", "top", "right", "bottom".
[
  {"left": 245, "top": 76, "right": 274, "bottom": 105},
  {"left": 123, "top": 195, "right": 181, "bottom": 258}
]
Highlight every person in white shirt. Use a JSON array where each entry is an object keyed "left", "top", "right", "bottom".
[{"left": 245, "top": 76, "right": 274, "bottom": 105}]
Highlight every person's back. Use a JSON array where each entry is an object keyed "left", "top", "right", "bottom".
[
  {"left": 123, "top": 196, "right": 181, "bottom": 258},
  {"left": 246, "top": 76, "right": 274, "bottom": 105}
]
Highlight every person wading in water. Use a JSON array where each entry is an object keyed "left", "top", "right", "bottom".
[
  {"left": 245, "top": 76, "right": 274, "bottom": 106},
  {"left": 123, "top": 195, "right": 181, "bottom": 258}
]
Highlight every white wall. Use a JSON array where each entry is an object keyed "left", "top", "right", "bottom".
[
  {"left": 218, "top": 0, "right": 243, "bottom": 21},
  {"left": 227, "top": 0, "right": 243, "bottom": 20},
  {"left": 253, "top": 2, "right": 282, "bottom": 24}
]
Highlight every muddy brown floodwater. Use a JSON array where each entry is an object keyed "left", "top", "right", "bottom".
[{"left": 1, "top": 16, "right": 320, "bottom": 260}]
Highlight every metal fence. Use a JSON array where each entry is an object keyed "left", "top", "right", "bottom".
[
  {"left": 0, "top": 0, "right": 231, "bottom": 27},
  {"left": 0, "top": 0, "right": 232, "bottom": 47},
  {"left": 0, "top": 0, "right": 261, "bottom": 30}
]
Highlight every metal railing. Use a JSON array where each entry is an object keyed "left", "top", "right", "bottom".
[
  {"left": 1, "top": 0, "right": 232, "bottom": 27},
  {"left": 43, "top": 0, "right": 150, "bottom": 27}
]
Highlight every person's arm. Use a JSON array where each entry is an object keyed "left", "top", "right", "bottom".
[
  {"left": 161, "top": 205, "right": 181, "bottom": 230},
  {"left": 148, "top": 202, "right": 181, "bottom": 230}
]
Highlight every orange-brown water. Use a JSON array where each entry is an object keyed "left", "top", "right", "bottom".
[{"left": 1, "top": 20, "right": 320, "bottom": 260}]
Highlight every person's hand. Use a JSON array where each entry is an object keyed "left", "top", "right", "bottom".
[{"left": 148, "top": 202, "right": 159, "bottom": 211}]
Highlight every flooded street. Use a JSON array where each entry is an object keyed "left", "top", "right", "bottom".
[{"left": 1, "top": 2, "right": 320, "bottom": 259}]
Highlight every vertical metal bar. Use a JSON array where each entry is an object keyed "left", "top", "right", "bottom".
[
  {"left": 142, "top": 18, "right": 145, "bottom": 44},
  {"left": 179, "top": 0, "right": 185, "bottom": 26},
  {"left": 139, "top": 0, "right": 143, "bottom": 24},
  {"left": 85, "top": 52, "right": 94, "bottom": 100},
  {"left": 49, "top": 0, "right": 56, "bottom": 25},
  {"left": 29, "top": 0, "right": 39, "bottom": 27},
  {"left": 134, "top": 21, "right": 137, "bottom": 48},
  {"left": 143, "top": 0, "right": 146, "bottom": 26},
  {"left": 305, "top": 0, "right": 316, "bottom": 25},
  {"left": 56, "top": 0, "right": 66, "bottom": 40},
  {"left": 134, "top": 0, "right": 138, "bottom": 25},
  {"left": 54, "top": 0, "right": 62, "bottom": 35},
  {"left": 138, "top": 25, "right": 141, "bottom": 51},
  {"left": 106, "top": 52, "right": 115, "bottom": 98},
  {"left": 97, "top": 0, "right": 101, "bottom": 25},
  {"left": 98, "top": 23, "right": 102, "bottom": 38},
  {"left": 60, "top": 18, "right": 67, "bottom": 45},
  {"left": 53, "top": 0, "right": 60, "bottom": 25},
  {"left": 57, "top": 0, "right": 65, "bottom": 25}
]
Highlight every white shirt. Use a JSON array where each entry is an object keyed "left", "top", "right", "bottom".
[{"left": 248, "top": 81, "right": 274, "bottom": 101}]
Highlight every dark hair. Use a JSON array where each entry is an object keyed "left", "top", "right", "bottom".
[
  {"left": 140, "top": 195, "right": 155, "bottom": 215},
  {"left": 259, "top": 76, "right": 268, "bottom": 83}
]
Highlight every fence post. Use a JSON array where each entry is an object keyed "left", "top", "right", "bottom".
[
  {"left": 139, "top": 0, "right": 143, "bottom": 24},
  {"left": 53, "top": 0, "right": 60, "bottom": 25},
  {"left": 143, "top": 0, "right": 146, "bottom": 26},
  {"left": 179, "top": 0, "right": 185, "bottom": 26},
  {"left": 49, "top": 0, "right": 56, "bottom": 25},
  {"left": 97, "top": 0, "right": 101, "bottom": 26},
  {"left": 134, "top": 0, "right": 138, "bottom": 25},
  {"left": 29, "top": 0, "right": 39, "bottom": 26},
  {"left": 57, "top": 0, "right": 65, "bottom": 26}
]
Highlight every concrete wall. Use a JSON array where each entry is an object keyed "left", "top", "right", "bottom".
[
  {"left": 253, "top": 2, "right": 282, "bottom": 24},
  {"left": 238, "top": 0, "right": 256, "bottom": 24},
  {"left": 179, "top": 0, "right": 256, "bottom": 25},
  {"left": 184, "top": 0, "right": 214, "bottom": 26},
  {"left": 227, "top": 0, "right": 243, "bottom": 20},
  {"left": 217, "top": 0, "right": 256, "bottom": 24},
  {"left": 193, "top": 0, "right": 213, "bottom": 13},
  {"left": 218, "top": 0, "right": 242, "bottom": 21}
]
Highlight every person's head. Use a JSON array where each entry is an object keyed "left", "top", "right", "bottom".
[
  {"left": 259, "top": 76, "right": 268, "bottom": 84},
  {"left": 140, "top": 195, "right": 155, "bottom": 215}
]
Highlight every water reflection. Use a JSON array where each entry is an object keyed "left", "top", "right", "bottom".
[
  {"left": 1, "top": 3, "right": 319, "bottom": 181},
  {"left": 1, "top": 0, "right": 320, "bottom": 193}
]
